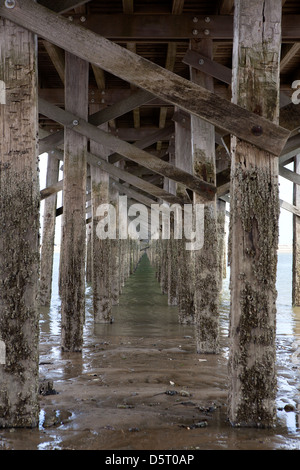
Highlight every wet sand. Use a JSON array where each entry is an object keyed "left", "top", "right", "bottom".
[{"left": 0, "top": 255, "right": 299, "bottom": 450}]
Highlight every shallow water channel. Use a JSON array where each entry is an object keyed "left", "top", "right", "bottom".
[{"left": 0, "top": 252, "right": 299, "bottom": 450}]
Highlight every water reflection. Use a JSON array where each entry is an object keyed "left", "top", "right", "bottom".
[{"left": 32, "top": 251, "right": 300, "bottom": 449}]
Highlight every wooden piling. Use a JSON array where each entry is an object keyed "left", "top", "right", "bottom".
[
  {"left": 190, "top": 38, "right": 220, "bottom": 354},
  {"left": 293, "top": 155, "right": 300, "bottom": 306},
  {"left": 60, "top": 52, "right": 88, "bottom": 352},
  {"left": 90, "top": 114, "right": 112, "bottom": 323},
  {"left": 228, "top": 0, "right": 282, "bottom": 427},
  {"left": 39, "top": 153, "right": 59, "bottom": 306},
  {"left": 0, "top": 19, "right": 40, "bottom": 427}
]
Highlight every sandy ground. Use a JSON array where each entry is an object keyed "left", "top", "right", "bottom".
[{"left": 0, "top": 327, "right": 299, "bottom": 451}]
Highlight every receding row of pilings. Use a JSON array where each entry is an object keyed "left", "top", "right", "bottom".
[
  {"left": 0, "top": 0, "right": 296, "bottom": 431},
  {"left": 147, "top": 199, "right": 227, "bottom": 340}
]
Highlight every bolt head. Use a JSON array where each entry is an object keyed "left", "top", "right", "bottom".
[
  {"left": 205, "top": 16, "right": 211, "bottom": 23},
  {"left": 199, "top": 59, "right": 205, "bottom": 65},
  {"left": 204, "top": 29, "right": 210, "bottom": 35},
  {"left": 193, "top": 17, "right": 199, "bottom": 23},
  {"left": 251, "top": 125, "right": 263, "bottom": 136},
  {"left": 5, "top": 0, "right": 15, "bottom": 8},
  {"left": 72, "top": 120, "right": 79, "bottom": 126},
  {"left": 192, "top": 29, "right": 199, "bottom": 36}
]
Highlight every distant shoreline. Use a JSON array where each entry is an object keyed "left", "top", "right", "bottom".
[{"left": 278, "top": 245, "right": 292, "bottom": 253}]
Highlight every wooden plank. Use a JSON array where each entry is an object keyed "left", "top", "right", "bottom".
[
  {"left": 281, "top": 199, "right": 300, "bottom": 217},
  {"left": 82, "top": 14, "right": 234, "bottom": 40},
  {"left": 42, "top": 41, "right": 65, "bottom": 84},
  {"left": 172, "top": 0, "right": 185, "bottom": 14},
  {"left": 39, "top": 136, "right": 185, "bottom": 205},
  {"left": 184, "top": 49, "right": 300, "bottom": 136},
  {"left": 37, "top": 12, "right": 300, "bottom": 41},
  {"left": 38, "top": 0, "right": 92, "bottom": 14},
  {"left": 38, "top": 98, "right": 216, "bottom": 199},
  {"left": 219, "top": 0, "right": 235, "bottom": 14},
  {"left": 39, "top": 88, "right": 155, "bottom": 154},
  {"left": 1, "top": 0, "right": 289, "bottom": 156},
  {"left": 122, "top": 0, "right": 134, "bottom": 14}
]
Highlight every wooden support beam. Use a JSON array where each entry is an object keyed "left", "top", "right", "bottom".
[
  {"left": 0, "top": 0, "right": 289, "bottom": 156},
  {"left": 90, "top": 112, "right": 112, "bottom": 323},
  {"left": 39, "top": 88, "right": 154, "bottom": 155},
  {"left": 39, "top": 142, "right": 183, "bottom": 206},
  {"left": 122, "top": 0, "right": 134, "bottom": 14},
  {"left": 228, "top": 0, "right": 281, "bottom": 429},
  {"left": 42, "top": 40, "right": 65, "bottom": 84},
  {"left": 293, "top": 155, "right": 300, "bottom": 306},
  {"left": 172, "top": 0, "right": 185, "bottom": 15},
  {"left": 0, "top": 18, "right": 39, "bottom": 428},
  {"left": 38, "top": 98, "right": 216, "bottom": 200},
  {"left": 39, "top": 154, "right": 59, "bottom": 306},
  {"left": 38, "top": 0, "right": 92, "bottom": 14},
  {"left": 190, "top": 38, "right": 220, "bottom": 354},
  {"left": 35, "top": 12, "right": 300, "bottom": 41},
  {"left": 60, "top": 53, "right": 89, "bottom": 352},
  {"left": 219, "top": 0, "right": 235, "bottom": 14}
]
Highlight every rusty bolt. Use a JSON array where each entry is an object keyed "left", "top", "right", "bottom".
[
  {"left": 5, "top": 0, "right": 15, "bottom": 8},
  {"left": 251, "top": 125, "right": 263, "bottom": 136}
]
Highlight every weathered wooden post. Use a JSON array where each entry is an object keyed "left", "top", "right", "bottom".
[
  {"left": 174, "top": 110, "right": 195, "bottom": 324},
  {"left": 39, "top": 153, "right": 59, "bottom": 306},
  {"left": 90, "top": 109, "right": 112, "bottom": 323},
  {"left": 0, "top": 18, "right": 40, "bottom": 427},
  {"left": 190, "top": 38, "right": 220, "bottom": 354},
  {"left": 110, "top": 178, "right": 120, "bottom": 305},
  {"left": 228, "top": 0, "right": 282, "bottom": 427},
  {"left": 293, "top": 155, "right": 300, "bottom": 306},
  {"left": 60, "top": 52, "right": 88, "bottom": 351}
]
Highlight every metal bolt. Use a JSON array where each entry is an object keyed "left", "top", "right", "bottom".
[
  {"left": 251, "top": 125, "right": 263, "bottom": 136},
  {"left": 192, "top": 29, "right": 199, "bottom": 36},
  {"left": 204, "top": 29, "right": 210, "bottom": 35},
  {"left": 68, "top": 16, "right": 73, "bottom": 21},
  {"left": 199, "top": 59, "right": 205, "bottom": 65},
  {"left": 97, "top": 161, "right": 102, "bottom": 166},
  {"left": 205, "top": 16, "right": 211, "bottom": 23},
  {"left": 72, "top": 119, "right": 79, "bottom": 126},
  {"left": 193, "top": 17, "right": 198, "bottom": 23},
  {"left": 91, "top": 98, "right": 95, "bottom": 103},
  {"left": 5, "top": 0, "right": 15, "bottom": 8},
  {"left": 80, "top": 16, "right": 86, "bottom": 22}
]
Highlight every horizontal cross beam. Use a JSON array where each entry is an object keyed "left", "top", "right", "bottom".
[
  {"left": 183, "top": 49, "right": 300, "bottom": 134},
  {"left": 44, "top": 13, "right": 300, "bottom": 41},
  {"left": 0, "top": 0, "right": 290, "bottom": 156},
  {"left": 41, "top": 144, "right": 187, "bottom": 206},
  {"left": 39, "top": 98, "right": 216, "bottom": 200}
]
